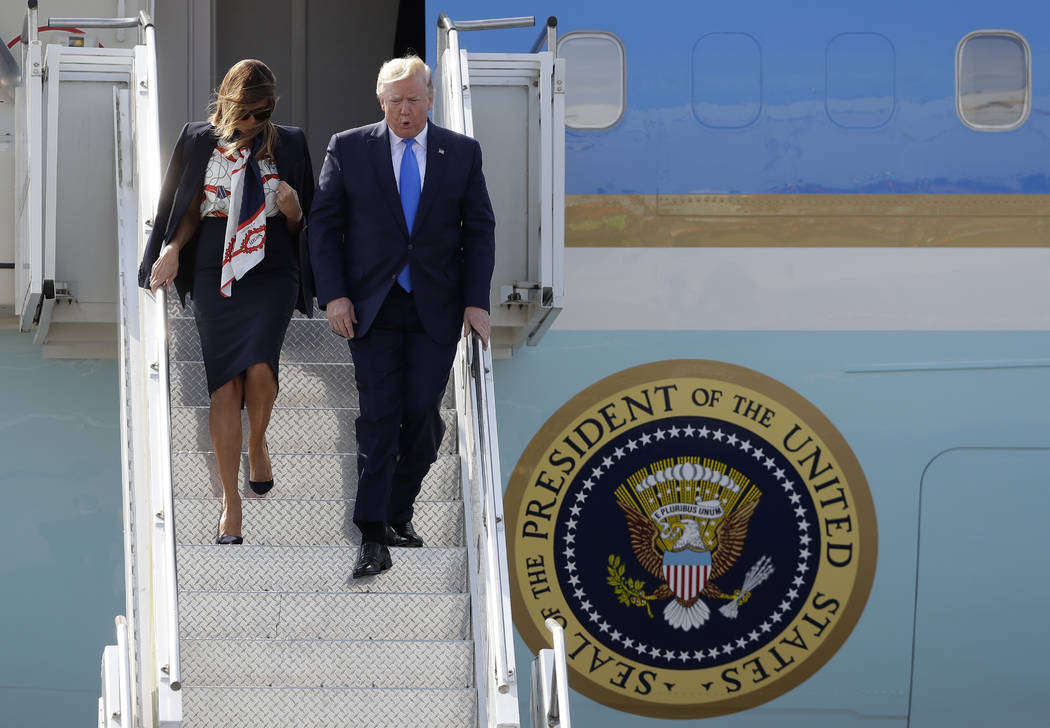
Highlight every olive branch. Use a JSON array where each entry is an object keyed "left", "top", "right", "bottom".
[{"left": 607, "top": 554, "right": 658, "bottom": 618}]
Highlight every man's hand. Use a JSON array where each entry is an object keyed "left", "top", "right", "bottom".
[
  {"left": 326, "top": 296, "right": 357, "bottom": 339},
  {"left": 463, "top": 306, "right": 490, "bottom": 349}
]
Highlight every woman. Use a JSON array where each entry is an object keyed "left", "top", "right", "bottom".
[{"left": 138, "top": 59, "right": 315, "bottom": 544}]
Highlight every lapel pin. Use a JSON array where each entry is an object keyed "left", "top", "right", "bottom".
[{"left": 438, "top": 148, "right": 445, "bottom": 155}]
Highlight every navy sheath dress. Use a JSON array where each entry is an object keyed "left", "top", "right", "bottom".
[{"left": 191, "top": 146, "right": 298, "bottom": 395}]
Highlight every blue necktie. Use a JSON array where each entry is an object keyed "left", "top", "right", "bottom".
[{"left": 397, "top": 138, "right": 420, "bottom": 292}]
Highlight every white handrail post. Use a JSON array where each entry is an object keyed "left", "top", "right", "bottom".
[
  {"left": 115, "top": 616, "right": 133, "bottom": 726},
  {"left": 546, "top": 619, "right": 571, "bottom": 728},
  {"left": 530, "top": 619, "right": 572, "bottom": 728}
]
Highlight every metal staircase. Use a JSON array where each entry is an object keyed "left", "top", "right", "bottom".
[
  {"left": 60, "top": 8, "right": 572, "bottom": 727},
  {"left": 167, "top": 304, "right": 478, "bottom": 726},
  {"left": 71, "top": 7, "right": 519, "bottom": 724}
]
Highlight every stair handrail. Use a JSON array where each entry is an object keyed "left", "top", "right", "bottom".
[
  {"left": 135, "top": 10, "right": 183, "bottom": 697},
  {"left": 452, "top": 328, "right": 520, "bottom": 727},
  {"left": 437, "top": 13, "right": 536, "bottom": 135},
  {"left": 91, "top": 9, "right": 181, "bottom": 724},
  {"left": 439, "top": 15, "right": 542, "bottom": 726},
  {"left": 468, "top": 333, "right": 516, "bottom": 694}
]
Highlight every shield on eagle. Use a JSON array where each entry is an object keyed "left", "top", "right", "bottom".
[{"left": 662, "top": 547, "right": 712, "bottom": 601}]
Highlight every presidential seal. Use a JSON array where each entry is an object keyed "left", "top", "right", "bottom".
[{"left": 506, "top": 360, "right": 876, "bottom": 718}]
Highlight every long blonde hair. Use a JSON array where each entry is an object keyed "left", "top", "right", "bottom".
[{"left": 208, "top": 59, "right": 278, "bottom": 159}]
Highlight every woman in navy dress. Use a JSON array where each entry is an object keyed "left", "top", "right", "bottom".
[{"left": 139, "top": 59, "right": 315, "bottom": 543}]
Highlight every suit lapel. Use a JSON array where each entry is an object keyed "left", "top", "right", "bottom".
[
  {"left": 369, "top": 123, "right": 409, "bottom": 235},
  {"left": 412, "top": 122, "right": 447, "bottom": 237}
]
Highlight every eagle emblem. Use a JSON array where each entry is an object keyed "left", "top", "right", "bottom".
[{"left": 611, "top": 457, "right": 773, "bottom": 631}]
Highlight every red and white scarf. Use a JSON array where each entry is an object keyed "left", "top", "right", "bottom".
[{"left": 219, "top": 138, "right": 266, "bottom": 297}]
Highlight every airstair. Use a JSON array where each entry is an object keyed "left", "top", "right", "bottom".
[
  {"left": 165, "top": 293, "right": 481, "bottom": 725},
  {"left": 11, "top": 4, "right": 570, "bottom": 726}
]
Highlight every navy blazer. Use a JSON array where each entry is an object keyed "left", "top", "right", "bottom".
[
  {"left": 137, "top": 121, "right": 316, "bottom": 316},
  {"left": 308, "top": 121, "right": 495, "bottom": 344}
]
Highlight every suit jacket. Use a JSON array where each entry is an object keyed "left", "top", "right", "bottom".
[
  {"left": 137, "top": 121, "right": 316, "bottom": 316},
  {"left": 308, "top": 120, "right": 495, "bottom": 344}
]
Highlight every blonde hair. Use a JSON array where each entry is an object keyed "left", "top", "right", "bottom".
[
  {"left": 376, "top": 55, "right": 434, "bottom": 98},
  {"left": 208, "top": 59, "right": 278, "bottom": 159}
]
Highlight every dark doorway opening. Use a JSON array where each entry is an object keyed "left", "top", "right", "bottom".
[{"left": 394, "top": 0, "right": 426, "bottom": 59}]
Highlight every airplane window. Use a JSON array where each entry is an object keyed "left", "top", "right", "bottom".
[
  {"left": 826, "top": 33, "right": 895, "bottom": 129},
  {"left": 557, "top": 31, "right": 625, "bottom": 130},
  {"left": 691, "top": 33, "right": 762, "bottom": 128},
  {"left": 956, "top": 31, "right": 1030, "bottom": 131}
]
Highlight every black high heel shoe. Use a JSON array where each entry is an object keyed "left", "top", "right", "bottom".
[
  {"left": 249, "top": 478, "right": 274, "bottom": 495},
  {"left": 216, "top": 511, "right": 243, "bottom": 545}
]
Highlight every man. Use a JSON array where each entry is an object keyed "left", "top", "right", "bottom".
[{"left": 309, "top": 55, "right": 495, "bottom": 578}]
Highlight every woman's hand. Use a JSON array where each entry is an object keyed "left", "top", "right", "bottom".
[
  {"left": 276, "top": 181, "right": 302, "bottom": 231},
  {"left": 149, "top": 244, "right": 180, "bottom": 291}
]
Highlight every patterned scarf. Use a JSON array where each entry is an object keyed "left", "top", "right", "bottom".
[{"left": 219, "top": 136, "right": 266, "bottom": 297}]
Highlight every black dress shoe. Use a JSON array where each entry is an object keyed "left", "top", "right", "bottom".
[
  {"left": 249, "top": 478, "right": 274, "bottom": 495},
  {"left": 386, "top": 521, "right": 424, "bottom": 548},
  {"left": 352, "top": 540, "right": 392, "bottom": 578}
]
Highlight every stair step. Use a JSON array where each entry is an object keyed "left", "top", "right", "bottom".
[
  {"left": 167, "top": 300, "right": 479, "bottom": 725},
  {"left": 179, "top": 686, "right": 476, "bottom": 728},
  {"left": 180, "top": 638, "right": 473, "bottom": 689},
  {"left": 170, "top": 361, "right": 457, "bottom": 409},
  {"left": 179, "top": 591, "right": 471, "bottom": 640},
  {"left": 170, "top": 317, "right": 354, "bottom": 364},
  {"left": 172, "top": 452, "right": 461, "bottom": 501},
  {"left": 173, "top": 498, "right": 464, "bottom": 547},
  {"left": 170, "top": 406, "right": 458, "bottom": 454},
  {"left": 176, "top": 544, "right": 466, "bottom": 592}
]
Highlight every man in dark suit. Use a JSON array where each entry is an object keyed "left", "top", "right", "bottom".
[{"left": 308, "top": 55, "right": 495, "bottom": 578}]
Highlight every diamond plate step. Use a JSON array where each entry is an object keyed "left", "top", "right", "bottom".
[
  {"left": 172, "top": 452, "right": 460, "bottom": 501},
  {"left": 170, "top": 406, "right": 458, "bottom": 454},
  {"left": 170, "top": 317, "right": 354, "bottom": 363},
  {"left": 179, "top": 591, "right": 471, "bottom": 640},
  {"left": 176, "top": 544, "right": 467, "bottom": 592},
  {"left": 180, "top": 638, "right": 473, "bottom": 689},
  {"left": 173, "top": 498, "right": 464, "bottom": 547},
  {"left": 179, "top": 686, "right": 477, "bottom": 728},
  {"left": 170, "top": 361, "right": 457, "bottom": 409}
]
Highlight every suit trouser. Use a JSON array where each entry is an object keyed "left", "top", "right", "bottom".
[{"left": 348, "top": 285, "right": 458, "bottom": 531}]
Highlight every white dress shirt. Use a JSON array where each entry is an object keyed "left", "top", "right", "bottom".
[{"left": 388, "top": 122, "right": 427, "bottom": 191}]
